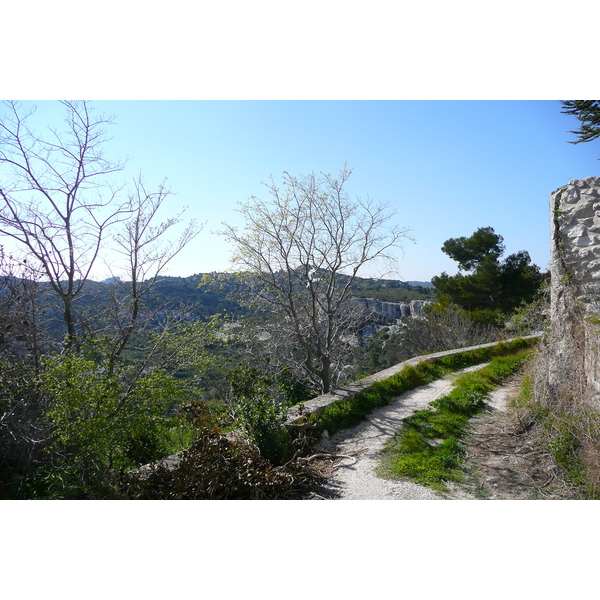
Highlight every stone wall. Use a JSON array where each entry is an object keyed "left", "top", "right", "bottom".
[{"left": 549, "top": 176, "right": 600, "bottom": 406}]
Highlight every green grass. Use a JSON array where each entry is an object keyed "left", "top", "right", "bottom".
[
  {"left": 306, "top": 338, "right": 537, "bottom": 438},
  {"left": 377, "top": 348, "right": 534, "bottom": 492}
]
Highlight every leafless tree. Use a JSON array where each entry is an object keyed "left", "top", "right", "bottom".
[
  {"left": 219, "top": 167, "right": 412, "bottom": 393},
  {"left": 0, "top": 100, "right": 128, "bottom": 351},
  {"left": 101, "top": 174, "right": 203, "bottom": 372},
  {"left": 0, "top": 101, "right": 202, "bottom": 360}
]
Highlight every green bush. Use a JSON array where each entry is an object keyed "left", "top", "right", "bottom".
[
  {"left": 228, "top": 365, "right": 292, "bottom": 464},
  {"left": 39, "top": 355, "right": 199, "bottom": 498},
  {"left": 231, "top": 393, "right": 291, "bottom": 465}
]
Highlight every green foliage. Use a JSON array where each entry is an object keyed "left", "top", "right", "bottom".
[
  {"left": 562, "top": 100, "right": 600, "bottom": 146},
  {"left": 228, "top": 365, "right": 293, "bottom": 464},
  {"left": 432, "top": 227, "right": 545, "bottom": 325},
  {"left": 379, "top": 348, "right": 533, "bottom": 491},
  {"left": 275, "top": 366, "right": 314, "bottom": 405},
  {"left": 504, "top": 285, "right": 549, "bottom": 335},
  {"left": 0, "top": 360, "right": 48, "bottom": 498},
  {"left": 545, "top": 418, "right": 585, "bottom": 486},
  {"left": 441, "top": 226, "right": 505, "bottom": 271},
  {"left": 347, "top": 278, "right": 435, "bottom": 303},
  {"left": 39, "top": 355, "right": 200, "bottom": 497}
]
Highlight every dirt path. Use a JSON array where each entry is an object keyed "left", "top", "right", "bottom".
[
  {"left": 315, "top": 365, "right": 485, "bottom": 500},
  {"left": 455, "top": 382, "right": 580, "bottom": 500},
  {"left": 313, "top": 365, "right": 580, "bottom": 500}
]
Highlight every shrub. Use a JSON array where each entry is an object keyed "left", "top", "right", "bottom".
[
  {"left": 123, "top": 428, "right": 302, "bottom": 499},
  {"left": 39, "top": 355, "right": 199, "bottom": 498},
  {"left": 228, "top": 365, "right": 292, "bottom": 464}
]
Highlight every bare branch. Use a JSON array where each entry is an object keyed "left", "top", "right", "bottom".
[{"left": 218, "top": 166, "right": 412, "bottom": 393}]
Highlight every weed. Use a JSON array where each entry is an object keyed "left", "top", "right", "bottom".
[{"left": 544, "top": 415, "right": 586, "bottom": 486}]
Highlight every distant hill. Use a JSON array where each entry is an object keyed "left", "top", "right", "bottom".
[
  {"left": 138, "top": 273, "right": 436, "bottom": 311},
  {"left": 33, "top": 272, "right": 436, "bottom": 341},
  {"left": 344, "top": 277, "right": 436, "bottom": 303}
]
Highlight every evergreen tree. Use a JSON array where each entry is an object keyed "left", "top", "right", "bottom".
[
  {"left": 432, "top": 227, "right": 545, "bottom": 325},
  {"left": 562, "top": 100, "right": 600, "bottom": 146}
]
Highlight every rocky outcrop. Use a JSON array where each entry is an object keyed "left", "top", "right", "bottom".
[
  {"left": 348, "top": 297, "right": 431, "bottom": 319},
  {"left": 549, "top": 176, "right": 600, "bottom": 406}
]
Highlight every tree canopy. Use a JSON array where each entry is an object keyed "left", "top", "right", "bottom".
[
  {"left": 432, "top": 227, "right": 545, "bottom": 324},
  {"left": 440, "top": 226, "right": 505, "bottom": 271},
  {"left": 562, "top": 100, "right": 600, "bottom": 146}
]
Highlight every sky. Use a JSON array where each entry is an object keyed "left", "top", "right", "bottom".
[
  {"left": 5, "top": 2, "right": 600, "bottom": 583},
  {"left": 6, "top": 99, "right": 599, "bottom": 283}
]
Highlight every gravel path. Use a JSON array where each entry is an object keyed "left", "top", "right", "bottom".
[{"left": 316, "top": 364, "right": 491, "bottom": 500}]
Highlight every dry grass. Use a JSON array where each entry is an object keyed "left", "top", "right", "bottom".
[{"left": 523, "top": 334, "right": 600, "bottom": 499}]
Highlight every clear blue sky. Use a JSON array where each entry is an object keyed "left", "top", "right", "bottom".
[
  {"left": 9, "top": 100, "right": 600, "bottom": 282},
  {"left": 6, "top": 2, "right": 600, "bottom": 582}
]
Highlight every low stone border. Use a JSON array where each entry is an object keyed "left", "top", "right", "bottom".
[{"left": 285, "top": 334, "right": 542, "bottom": 425}]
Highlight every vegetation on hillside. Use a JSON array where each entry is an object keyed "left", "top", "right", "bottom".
[{"left": 0, "top": 100, "right": 563, "bottom": 501}]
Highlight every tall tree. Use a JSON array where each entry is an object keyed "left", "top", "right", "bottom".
[
  {"left": 0, "top": 101, "right": 127, "bottom": 351},
  {"left": 220, "top": 167, "right": 411, "bottom": 393},
  {"left": 432, "top": 227, "right": 544, "bottom": 324},
  {"left": 0, "top": 101, "right": 201, "bottom": 353}
]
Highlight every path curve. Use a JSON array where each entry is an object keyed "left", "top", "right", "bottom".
[{"left": 316, "top": 364, "right": 493, "bottom": 500}]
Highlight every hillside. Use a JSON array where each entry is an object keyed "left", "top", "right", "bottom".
[
  {"left": 30, "top": 272, "right": 435, "bottom": 343},
  {"left": 86, "top": 273, "right": 435, "bottom": 319}
]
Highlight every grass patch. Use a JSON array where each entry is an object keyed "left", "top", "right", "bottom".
[
  {"left": 306, "top": 337, "right": 537, "bottom": 438},
  {"left": 378, "top": 348, "right": 534, "bottom": 492}
]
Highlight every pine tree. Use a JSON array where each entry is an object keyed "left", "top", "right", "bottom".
[{"left": 562, "top": 100, "right": 600, "bottom": 145}]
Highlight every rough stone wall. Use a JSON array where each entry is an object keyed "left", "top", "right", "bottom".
[{"left": 549, "top": 176, "right": 600, "bottom": 406}]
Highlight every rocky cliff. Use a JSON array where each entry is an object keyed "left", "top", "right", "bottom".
[{"left": 348, "top": 297, "right": 431, "bottom": 320}]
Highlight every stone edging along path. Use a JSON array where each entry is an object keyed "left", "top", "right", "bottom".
[{"left": 285, "top": 334, "right": 542, "bottom": 428}]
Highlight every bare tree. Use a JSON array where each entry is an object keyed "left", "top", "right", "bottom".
[
  {"left": 102, "top": 174, "right": 203, "bottom": 372},
  {"left": 0, "top": 100, "right": 129, "bottom": 351},
  {"left": 219, "top": 167, "right": 412, "bottom": 393}
]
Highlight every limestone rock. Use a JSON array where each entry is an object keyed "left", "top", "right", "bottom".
[{"left": 549, "top": 176, "right": 600, "bottom": 407}]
